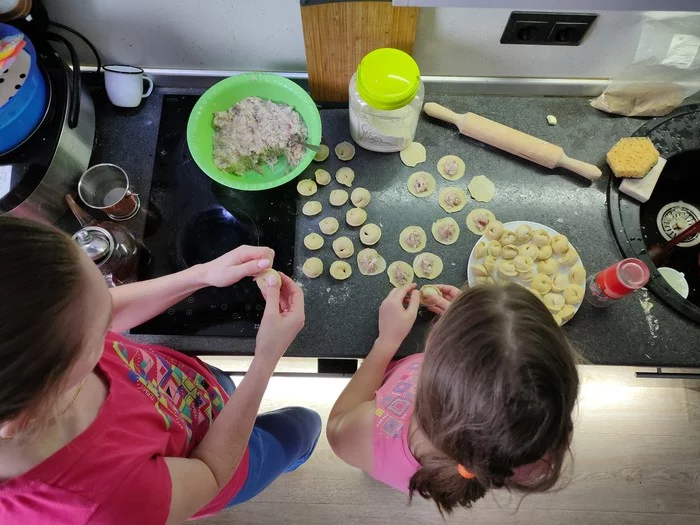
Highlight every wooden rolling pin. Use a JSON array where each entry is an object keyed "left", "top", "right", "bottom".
[{"left": 423, "top": 102, "right": 602, "bottom": 181}]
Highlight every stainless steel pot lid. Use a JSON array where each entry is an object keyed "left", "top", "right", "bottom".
[{"left": 73, "top": 226, "right": 114, "bottom": 264}]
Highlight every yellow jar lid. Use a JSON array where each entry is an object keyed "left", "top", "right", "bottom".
[{"left": 356, "top": 48, "right": 421, "bottom": 111}]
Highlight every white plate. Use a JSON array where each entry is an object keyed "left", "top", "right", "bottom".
[{"left": 467, "top": 220, "right": 585, "bottom": 325}]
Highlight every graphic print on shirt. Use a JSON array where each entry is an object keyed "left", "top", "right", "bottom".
[
  {"left": 375, "top": 360, "right": 421, "bottom": 438},
  {"left": 112, "top": 340, "right": 225, "bottom": 446}
]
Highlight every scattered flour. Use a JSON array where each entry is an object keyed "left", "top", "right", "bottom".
[{"left": 639, "top": 288, "right": 658, "bottom": 339}]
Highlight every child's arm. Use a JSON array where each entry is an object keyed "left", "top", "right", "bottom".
[
  {"left": 327, "top": 284, "right": 420, "bottom": 472},
  {"left": 109, "top": 246, "right": 273, "bottom": 332}
]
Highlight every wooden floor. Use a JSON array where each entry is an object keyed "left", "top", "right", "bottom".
[{"left": 196, "top": 360, "right": 700, "bottom": 525}]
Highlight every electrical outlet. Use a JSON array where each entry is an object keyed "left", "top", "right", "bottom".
[{"left": 501, "top": 12, "right": 597, "bottom": 46}]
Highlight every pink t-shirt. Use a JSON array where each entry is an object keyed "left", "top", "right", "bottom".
[{"left": 0, "top": 332, "right": 249, "bottom": 525}]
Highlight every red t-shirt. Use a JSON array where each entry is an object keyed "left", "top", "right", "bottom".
[{"left": 0, "top": 332, "right": 249, "bottom": 524}]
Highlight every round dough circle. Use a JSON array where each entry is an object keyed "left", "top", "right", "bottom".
[
  {"left": 255, "top": 269, "right": 282, "bottom": 292},
  {"left": 467, "top": 175, "right": 496, "bottom": 202},
  {"left": 333, "top": 236, "right": 354, "bottom": 258},
  {"left": 336, "top": 167, "right": 355, "bottom": 187},
  {"left": 357, "top": 248, "right": 387, "bottom": 276},
  {"left": 437, "top": 155, "right": 466, "bottom": 181},
  {"left": 420, "top": 284, "right": 443, "bottom": 305},
  {"left": 335, "top": 141, "right": 356, "bottom": 161},
  {"left": 351, "top": 187, "right": 371, "bottom": 208},
  {"left": 438, "top": 187, "right": 468, "bottom": 213},
  {"left": 304, "top": 233, "right": 324, "bottom": 250},
  {"left": 400, "top": 142, "right": 426, "bottom": 167},
  {"left": 302, "top": 257, "right": 323, "bottom": 278},
  {"left": 432, "top": 217, "right": 460, "bottom": 245},
  {"left": 399, "top": 226, "right": 427, "bottom": 253},
  {"left": 314, "top": 144, "right": 330, "bottom": 162},
  {"left": 319, "top": 217, "right": 339, "bottom": 235},
  {"left": 532, "top": 273, "right": 553, "bottom": 295},
  {"left": 413, "top": 253, "right": 444, "bottom": 280},
  {"left": 330, "top": 260, "right": 352, "bottom": 280},
  {"left": 329, "top": 189, "right": 349, "bottom": 206},
  {"left": 346, "top": 207, "right": 367, "bottom": 227},
  {"left": 360, "top": 223, "right": 381, "bottom": 246},
  {"left": 387, "top": 261, "right": 414, "bottom": 287},
  {"left": 520, "top": 244, "right": 539, "bottom": 260},
  {"left": 538, "top": 258, "right": 559, "bottom": 275},
  {"left": 569, "top": 264, "right": 586, "bottom": 285},
  {"left": 407, "top": 171, "right": 436, "bottom": 198},
  {"left": 302, "top": 200, "right": 322, "bottom": 216},
  {"left": 563, "top": 284, "right": 584, "bottom": 305},
  {"left": 502, "top": 244, "right": 519, "bottom": 260},
  {"left": 466, "top": 208, "right": 497, "bottom": 235},
  {"left": 315, "top": 168, "right": 331, "bottom": 186},
  {"left": 484, "top": 220, "right": 504, "bottom": 241},
  {"left": 297, "top": 179, "right": 317, "bottom": 197}
]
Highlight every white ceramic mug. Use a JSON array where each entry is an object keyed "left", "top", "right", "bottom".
[{"left": 103, "top": 65, "right": 154, "bottom": 108}]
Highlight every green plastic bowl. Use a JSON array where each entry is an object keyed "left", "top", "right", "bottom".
[{"left": 187, "top": 73, "right": 322, "bottom": 191}]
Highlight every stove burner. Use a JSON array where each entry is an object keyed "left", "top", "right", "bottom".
[
  {"left": 178, "top": 207, "right": 260, "bottom": 268},
  {"left": 656, "top": 201, "right": 700, "bottom": 248}
]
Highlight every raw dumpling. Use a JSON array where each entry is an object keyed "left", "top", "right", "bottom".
[
  {"left": 475, "top": 241, "right": 487, "bottom": 259},
  {"left": 487, "top": 240, "right": 502, "bottom": 258},
  {"left": 255, "top": 269, "right": 282, "bottom": 291},
  {"left": 297, "top": 179, "right": 317, "bottom": 196},
  {"left": 543, "top": 293, "right": 565, "bottom": 313},
  {"left": 387, "top": 261, "right": 414, "bottom": 287},
  {"left": 346, "top": 207, "right": 367, "bottom": 226},
  {"left": 302, "top": 257, "right": 323, "bottom": 278},
  {"left": 563, "top": 284, "right": 584, "bottom": 305},
  {"left": 329, "top": 189, "right": 349, "bottom": 206},
  {"left": 420, "top": 284, "right": 443, "bottom": 305},
  {"left": 302, "top": 201, "right": 322, "bottom": 216},
  {"left": 519, "top": 267, "right": 537, "bottom": 281},
  {"left": 467, "top": 175, "right": 496, "bottom": 202},
  {"left": 438, "top": 188, "right": 468, "bottom": 213},
  {"left": 515, "top": 224, "right": 532, "bottom": 243},
  {"left": 502, "top": 244, "right": 519, "bottom": 260},
  {"left": 432, "top": 217, "right": 460, "bottom": 245},
  {"left": 484, "top": 255, "right": 496, "bottom": 273},
  {"left": 333, "top": 236, "right": 354, "bottom": 258},
  {"left": 336, "top": 167, "right": 355, "bottom": 187},
  {"left": 532, "top": 229, "right": 551, "bottom": 247},
  {"left": 413, "top": 253, "right": 443, "bottom": 279},
  {"left": 466, "top": 209, "right": 497, "bottom": 235},
  {"left": 559, "top": 304, "right": 576, "bottom": 322},
  {"left": 360, "top": 223, "right": 381, "bottom": 246},
  {"left": 484, "top": 220, "right": 504, "bottom": 241},
  {"left": 351, "top": 187, "right": 371, "bottom": 208},
  {"left": 407, "top": 171, "right": 436, "bottom": 198},
  {"left": 319, "top": 217, "right": 339, "bottom": 235},
  {"left": 304, "top": 233, "right": 324, "bottom": 250},
  {"left": 500, "top": 230, "right": 517, "bottom": 245},
  {"left": 569, "top": 264, "right": 586, "bottom": 285},
  {"left": 399, "top": 226, "right": 427, "bottom": 253},
  {"left": 357, "top": 248, "right": 386, "bottom": 276},
  {"left": 497, "top": 260, "right": 518, "bottom": 278},
  {"left": 315, "top": 168, "right": 331, "bottom": 185},
  {"left": 531, "top": 273, "right": 553, "bottom": 294},
  {"left": 335, "top": 141, "right": 356, "bottom": 161},
  {"left": 472, "top": 264, "right": 489, "bottom": 277},
  {"left": 330, "top": 260, "right": 352, "bottom": 280},
  {"left": 513, "top": 255, "right": 534, "bottom": 273},
  {"left": 519, "top": 244, "right": 539, "bottom": 260},
  {"left": 400, "top": 142, "right": 426, "bottom": 167},
  {"left": 559, "top": 247, "right": 579, "bottom": 266},
  {"left": 475, "top": 276, "right": 496, "bottom": 285},
  {"left": 551, "top": 234, "right": 569, "bottom": 254},
  {"left": 313, "top": 144, "right": 329, "bottom": 162},
  {"left": 552, "top": 273, "right": 569, "bottom": 292},
  {"left": 537, "top": 244, "right": 553, "bottom": 260},
  {"left": 538, "top": 258, "right": 558, "bottom": 275},
  {"left": 437, "top": 155, "right": 466, "bottom": 181}
]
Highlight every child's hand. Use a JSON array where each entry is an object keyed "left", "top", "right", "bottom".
[
  {"left": 200, "top": 245, "right": 275, "bottom": 288},
  {"left": 377, "top": 284, "right": 420, "bottom": 349},
  {"left": 426, "top": 284, "right": 462, "bottom": 316}
]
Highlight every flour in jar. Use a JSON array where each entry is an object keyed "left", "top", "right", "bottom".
[{"left": 349, "top": 103, "right": 420, "bottom": 152}]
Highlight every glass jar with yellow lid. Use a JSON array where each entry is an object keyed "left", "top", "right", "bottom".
[{"left": 349, "top": 48, "right": 424, "bottom": 153}]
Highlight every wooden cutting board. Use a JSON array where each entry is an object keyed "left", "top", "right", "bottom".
[{"left": 301, "top": 0, "right": 418, "bottom": 103}]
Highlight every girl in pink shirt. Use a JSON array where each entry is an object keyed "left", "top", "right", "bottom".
[
  {"left": 0, "top": 217, "right": 320, "bottom": 524},
  {"left": 328, "top": 283, "right": 579, "bottom": 514}
]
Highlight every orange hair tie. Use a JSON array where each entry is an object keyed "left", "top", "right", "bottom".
[{"left": 457, "top": 464, "right": 476, "bottom": 479}]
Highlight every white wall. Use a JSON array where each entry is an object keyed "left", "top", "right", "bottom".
[{"left": 45, "top": 1, "right": 692, "bottom": 79}]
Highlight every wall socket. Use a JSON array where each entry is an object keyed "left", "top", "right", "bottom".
[{"left": 500, "top": 12, "right": 597, "bottom": 46}]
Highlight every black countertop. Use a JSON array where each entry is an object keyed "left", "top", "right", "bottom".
[{"left": 82, "top": 85, "right": 700, "bottom": 368}]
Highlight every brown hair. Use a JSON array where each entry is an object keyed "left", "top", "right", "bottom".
[
  {"left": 409, "top": 283, "right": 579, "bottom": 514},
  {"left": 0, "top": 217, "right": 87, "bottom": 431}
]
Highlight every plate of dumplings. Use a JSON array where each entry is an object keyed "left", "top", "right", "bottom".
[{"left": 467, "top": 220, "right": 587, "bottom": 326}]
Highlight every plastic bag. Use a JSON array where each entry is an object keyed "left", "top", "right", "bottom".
[{"left": 591, "top": 14, "right": 700, "bottom": 117}]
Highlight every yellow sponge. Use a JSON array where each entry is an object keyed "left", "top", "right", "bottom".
[{"left": 606, "top": 137, "right": 660, "bottom": 179}]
